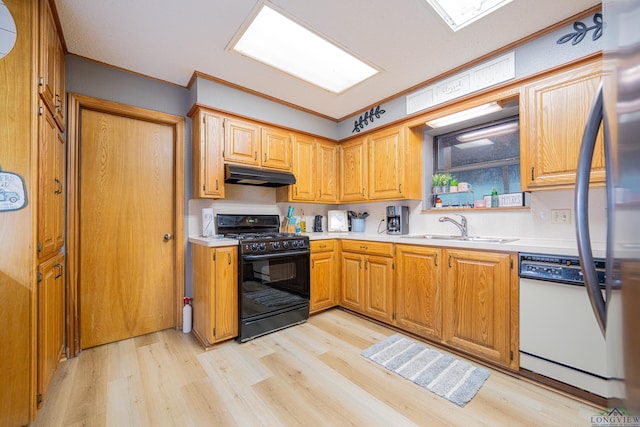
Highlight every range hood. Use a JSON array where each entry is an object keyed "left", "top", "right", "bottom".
[{"left": 224, "top": 164, "right": 296, "bottom": 187}]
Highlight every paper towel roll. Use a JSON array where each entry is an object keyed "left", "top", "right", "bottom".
[{"left": 202, "top": 208, "right": 214, "bottom": 236}]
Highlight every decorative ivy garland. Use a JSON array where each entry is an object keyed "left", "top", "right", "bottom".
[
  {"left": 557, "top": 12, "right": 602, "bottom": 46},
  {"left": 352, "top": 105, "right": 386, "bottom": 133}
]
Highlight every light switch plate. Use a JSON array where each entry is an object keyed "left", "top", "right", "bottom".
[{"left": 551, "top": 209, "right": 571, "bottom": 224}]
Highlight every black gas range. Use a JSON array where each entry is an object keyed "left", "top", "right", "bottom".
[{"left": 216, "top": 214, "right": 310, "bottom": 342}]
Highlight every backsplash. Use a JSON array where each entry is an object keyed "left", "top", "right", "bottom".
[{"left": 188, "top": 185, "right": 607, "bottom": 245}]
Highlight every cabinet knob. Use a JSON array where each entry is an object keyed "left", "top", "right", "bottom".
[{"left": 164, "top": 234, "right": 173, "bottom": 241}]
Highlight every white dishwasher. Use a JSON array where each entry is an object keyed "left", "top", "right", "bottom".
[{"left": 518, "top": 252, "right": 612, "bottom": 398}]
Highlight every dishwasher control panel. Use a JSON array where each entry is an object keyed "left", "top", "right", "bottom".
[{"left": 518, "top": 252, "right": 606, "bottom": 286}]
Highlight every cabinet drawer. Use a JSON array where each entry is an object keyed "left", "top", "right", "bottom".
[
  {"left": 341, "top": 240, "right": 393, "bottom": 257},
  {"left": 311, "top": 240, "right": 337, "bottom": 252}
]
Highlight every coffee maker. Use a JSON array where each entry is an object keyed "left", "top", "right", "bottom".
[{"left": 386, "top": 205, "right": 409, "bottom": 235}]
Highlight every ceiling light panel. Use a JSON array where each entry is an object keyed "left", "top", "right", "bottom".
[
  {"left": 231, "top": 5, "right": 378, "bottom": 94},
  {"left": 425, "top": 0, "right": 513, "bottom": 31}
]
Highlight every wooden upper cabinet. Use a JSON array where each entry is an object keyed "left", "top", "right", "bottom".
[
  {"left": 520, "top": 57, "right": 605, "bottom": 190},
  {"left": 223, "top": 117, "right": 261, "bottom": 167},
  {"left": 442, "top": 249, "right": 517, "bottom": 369},
  {"left": 280, "top": 134, "right": 339, "bottom": 203},
  {"left": 368, "top": 125, "right": 404, "bottom": 200},
  {"left": 290, "top": 133, "right": 315, "bottom": 201},
  {"left": 261, "top": 126, "right": 292, "bottom": 171},
  {"left": 191, "top": 109, "right": 225, "bottom": 198},
  {"left": 38, "top": 105, "right": 65, "bottom": 260},
  {"left": 316, "top": 140, "right": 339, "bottom": 202},
  {"left": 223, "top": 117, "right": 292, "bottom": 171},
  {"left": 338, "top": 124, "right": 421, "bottom": 203},
  {"left": 339, "top": 137, "right": 368, "bottom": 202},
  {"left": 39, "top": 0, "right": 65, "bottom": 130}
]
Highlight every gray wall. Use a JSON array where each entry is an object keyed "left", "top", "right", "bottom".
[{"left": 337, "top": 10, "right": 603, "bottom": 139}]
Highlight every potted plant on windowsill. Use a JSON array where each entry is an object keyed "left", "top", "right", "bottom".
[
  {"left": 432, "top": 174, "right": 444, "bottom": 194},
  {"left": 450, "top": 177, "right": 458, "bottom": 193},
  {"left": 442, "top": 173, "right": 452, "bottom": 193}
]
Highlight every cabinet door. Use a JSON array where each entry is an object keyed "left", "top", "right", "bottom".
[
  {"left": 191, "top": 245, "right": 238, "bottom": 346},
  {"left": 521, "top": 58, "right": 605, "bottom": 189},
  {"left": 316, "top": 140, "right": 339, "bottom": 202},
  {"left": 340, "top": 252, "right": 364, "bottom": 311},
  {"left": 363, "top": 255, "right": 394, "bottom": 323},
  {"left": 291, "top": 134, "right": 315, "bottom": 201},
  {"left": 368, "top": 126, "right": 403, "bottom": 200},
  {"left": 261, "top": 126, "right": 292, "bottom": 171},
  {"left": 38, "top": 106, "right": 65, "bottom": 260},
  {"left": 395, "top": 245, "right": 442, "bottom": 340},
  {"left": 193, "top": 110, "right": 225, "bottom": 198},
  {"left": 214, "top": 246, "right": 238, "bottom": 342},
  {"left": 191, "top": 245, "right": 215, "bottom": 344},
  {"left": 339, "top": 138, "right": 367, "bottom": 202},
  {"left": 37, "top": 252, "right": 64, "bottom": 405},
  {"left": 38, "top": 0, "right": 58, "bottom": 118},
  {"left": 310, "top": 247, "right": 338, "bottom": 313},
  {"left": 53, "top": 29, "right": 65, "bottom": 129},
  {"left": 443, "top": 249, "right": 514, "bottom": 367},
  {"left": 223, "top": 117, "right": 260, "bottom": 166}
]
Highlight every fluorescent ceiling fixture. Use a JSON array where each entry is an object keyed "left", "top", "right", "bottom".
[
  {"left": 425, "top": 0, "right": 513, "bottom": 32},
  {"left": 454, "top": 138, "right": 494, "bottom": 149},
  {"left": 426, "top": 101, "right": 503, "bottom": 128},
  {"left": 230, "top": 5, "right": 379, "bottom": 94},
  {"left": 456, "top": 121, "right": 519, "bottom": 142}
]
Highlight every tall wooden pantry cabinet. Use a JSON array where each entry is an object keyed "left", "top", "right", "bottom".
[{"left": 0, "top": 1, "right": 66, "bottom": 425}]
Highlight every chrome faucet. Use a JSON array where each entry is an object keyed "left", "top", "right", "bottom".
[{"left": 439, "top": 214, "right": 468, "bottom": 237}]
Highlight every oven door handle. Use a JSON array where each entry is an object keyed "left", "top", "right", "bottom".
[{"left": 242, "top": 250, "right": 310, "bottom": 261}]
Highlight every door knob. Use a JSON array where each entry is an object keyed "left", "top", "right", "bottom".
[{"left": 164, "top": 233, "right": 173, "bottom": 241}]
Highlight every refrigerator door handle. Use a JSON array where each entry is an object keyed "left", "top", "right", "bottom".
[{"left": 575, "top": 82, "right": 607, "bottom": 336}]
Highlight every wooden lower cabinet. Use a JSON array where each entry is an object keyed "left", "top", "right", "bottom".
[
  {"left": 442, "top": 249, "right": 518, "bottom": 369},
  {"left": 395, "top": 245, "right": 442, "bottom": 341},
  {"left": 37, "top": 252, "right": 64, "bottom": 406},
  {"left": 340, "top": 241, "right": 394, "bottom": 323},
  {"left": 310, "top": 240, "right": 339, "bottom": 313},
  {"left": 191, "top": 245, "right": 238, "bottom": 347}
]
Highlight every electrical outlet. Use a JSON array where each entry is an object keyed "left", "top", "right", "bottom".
[{"left": 551, "top": 209, "right": 571, "bottom": 224}]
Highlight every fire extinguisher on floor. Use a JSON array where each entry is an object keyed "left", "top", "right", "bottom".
[{"left": 183, "top": 297, "right": 192, "bottom": 334}]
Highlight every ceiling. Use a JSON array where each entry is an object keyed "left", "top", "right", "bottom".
[{"left": 54, "top": 0, "right": 600, "bottom": 121}]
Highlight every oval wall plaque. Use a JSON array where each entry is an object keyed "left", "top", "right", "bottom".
[{"left": 0, "top": 0, "right": 17, "bottom": 60}]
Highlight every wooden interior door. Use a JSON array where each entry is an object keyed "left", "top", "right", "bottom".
[{"left": 78, "top": 108, "right": 176, "bottom": 349}]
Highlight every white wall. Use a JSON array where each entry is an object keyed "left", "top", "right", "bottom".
[{"left": 188, "top": 187, "right": 607, "bottom": 248}]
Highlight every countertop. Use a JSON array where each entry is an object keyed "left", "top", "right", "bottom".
[{"left": 189, "top": 232, "right": 607, "bottom": 258}]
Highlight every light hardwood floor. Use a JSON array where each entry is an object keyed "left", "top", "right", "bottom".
[{"left": 32, "top": 309, "right": 601, "bottom": 426}]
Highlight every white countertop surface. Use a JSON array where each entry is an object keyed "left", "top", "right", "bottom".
[{"left": 189, "top": 232, "right": 607, "bottom": 258}]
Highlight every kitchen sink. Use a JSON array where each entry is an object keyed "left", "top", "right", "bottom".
[{"left": 402, "top": 234, "right": 518, "bottom": 244}]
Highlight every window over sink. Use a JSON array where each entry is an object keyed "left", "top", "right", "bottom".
[{"left": 427, "top": 116, "right": 521, "bottom": 208}]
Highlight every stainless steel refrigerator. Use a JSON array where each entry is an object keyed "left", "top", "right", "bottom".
[{"left": 576, "top": 0, "right": 640, "bottom": 412}]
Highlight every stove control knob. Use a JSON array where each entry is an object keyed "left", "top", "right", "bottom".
[
  {"left": 251, "top": 243, "right": 259, "bottom": 252},
  {"left": 259, "top": 242, "right": 267, "bottom": 251},
  {"left": 282, "top": 241, "right": 289, "bottom": 249},
  {"left": 292, "top": 240, "right": 298, "bottom": 248},
  {"left": 272, "top": 242, "right": 280, "bottom": 250}
]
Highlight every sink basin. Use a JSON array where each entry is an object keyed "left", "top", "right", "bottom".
[{"left": 402, "top": 234, "right": 518, "bottom": 244}]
